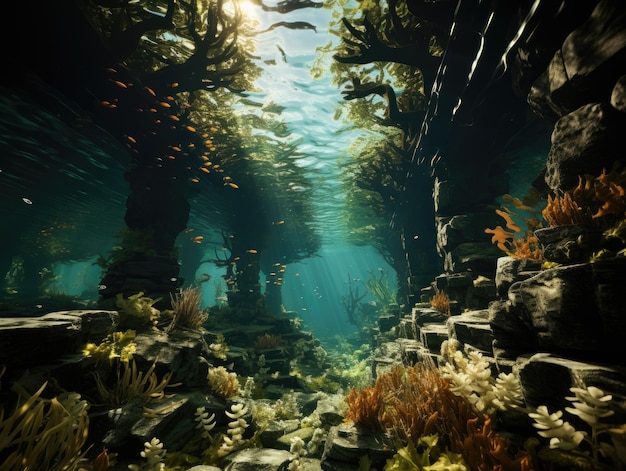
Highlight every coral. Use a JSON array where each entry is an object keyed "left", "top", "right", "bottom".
[
  {"left": 344, "top": 361, "right": 533, "bottom": 470},
  {"left": 115, "top": 292, "right": 162, "bottom": 330},
  {"left": 485, "top": 191, "right": 545, "bottom": 260},
  {"left": 208, "top": 366, "right": 241, "bottom": 398},
  {"left": 440, "top": 346, "right": 524, "bottom": 415},
  {"left": 542, "top": 167, "right": 626, "bottom": 228},
  {"left": 0, "top": 380, "right": 89, "bottom": 471},
  {"left": 253, "top": 333, "right": 283, "bottom": 349},
  {"left": 288, "top": 436, "right": 308, "bottom": 471},
  {"left": 430, "top": 287, "right": 450, "bottom": 316},
  {"left": 165, "top": 286, "right": 208, "bottom": 332},
  {"left": 128, "top": 437, "right": 166, "bottom": 471},
  {"left": 93, "top": 358, "right": 179, "bottom": 407},
  {"left": 82, "top": 329, "right": 137, "bottom": 364}
]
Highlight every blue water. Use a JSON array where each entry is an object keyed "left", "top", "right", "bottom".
[{"left": 0, "top": 3, "right": 397, "bottom": 344}]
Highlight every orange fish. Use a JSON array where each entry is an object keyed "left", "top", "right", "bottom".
[
  {"left": 169, "top": 115, "right": 180, "bottom": 122},
  {"left": 192, "top": 235, "right": 204, "bottom": 243},
  {"left": 201, "top": 168, "right": 210, "bottom": 174},
  {"left": 227, "top": 182, "right": 239, "bottom": 189},
  {"left": 186, "top": 125, "right": 196, "bottom": 132},
  {"left": 191, "top": 178, "right": 200, "bottom": 183},
  {"left": 145, "top": 86, "right": 156, "bottom": 96},
  {"left": 210, "top": 127, "right": 218, "bottom": 132},
  {"left": 170, "top": 82, "right": 179, "bottom": 88},
  {"left": 160, "top": 102, "right": 171, "bottom": 108},
  {"left": 112, "top": 80, "right": 127, "bottom": 88},
  {"left": 126, "top": 135, "right": 137, "bottom": 144},
  {"left": 246, "top": 249, "right": 258, "bottom": 254},
  {"left": 170, "top": 146, "right": 182, "bottom": 152}
]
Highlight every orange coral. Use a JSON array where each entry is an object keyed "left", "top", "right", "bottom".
[
  {"left": 485, "top": 193, "right": 545, "bottom": 260},
  {"left": 344, "top": 361, "right": 535, "bottom": 470},
  {"left": 430, "top": 288, "right": 451, "bottom": 316},
  {"left": 542, "top": 167, "right": 626, "bottom": 227}
]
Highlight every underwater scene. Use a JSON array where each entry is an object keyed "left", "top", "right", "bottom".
[{"left": 1, "top": 0, "right": 626, "bottom": 470}]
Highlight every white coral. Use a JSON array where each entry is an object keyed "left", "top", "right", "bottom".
[
  {"left": 128, "top": 437, "right": 166, "bottom": 471},
  {"left": 217, "top": 402, "right": 249, "bottom": 457}
]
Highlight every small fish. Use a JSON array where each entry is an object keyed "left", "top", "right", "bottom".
[
  {"left": 169, "top": 115, "right": 180, "bottom": 122},
  {"left": 169, "top": 82, "right": 179, "bottom": 88},
  {"left": 201, "top": 167, "right": 210, "bottom": 173},
  {"left": 192, "top": 235, "right": 204, "bottom": 243},
  {"left": 246, "top": 249, "right": 258, "bottom": 254},
  {"left": 145, "top": 86, "right": 156, "bottom": 96},
  {"left": 159, "top": 102, "right": 171, "bottom": 108},
  {"left": 210, "top": 127, "right": 218, "bottom": 132},
  {"left": 111, "top": 80, "right": 128, "bottom": 88},
  {"left": 227, "top": 182, "right": 239, "bottom": 189},
  {"left": 126, "top": 135, "right": 137, "bottom": 144},
  {"left": 186, "top": 125, "right": 196, "bottom": 132},
  {"left": 295, "top": 273, "right": 300, "bottom": 277},
  {"left": 273, "top": 220, "right": 285, "bottom": 225},
  {"left": 170, "top": 146, "right": 182, "bottom": 152}
]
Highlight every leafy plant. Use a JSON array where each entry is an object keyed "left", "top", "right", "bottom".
[
  {"left": 82, "top": 329, "right": 137, "bottom": 364},
  {"left": 529, "top": 385, "right": 623, "bottom": 468},
  {"left": 0, "top": 380, "right": 89, "bottom": 471},
  {"left": 383, "top": 434, "right": 468, "bottom": 471},
  {"left": 115, "top": 292, "right": 162, "bottom": 330},
  {"left": 93, "top": 358, "right": 178, "bottom": 407}
]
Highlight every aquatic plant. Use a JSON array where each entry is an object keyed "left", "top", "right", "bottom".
[
  {"left": 430, "top": 287, "right": 450, "bottom": 316},
  {"left": 529, "top": 385, "right": 624, "bottom": 468},
  {"left": 383, "top": 434, "right": 468, "bottom": 471},
  {"left": 542, "top": 167, "right": 626, "bottom": 228},
  {"left": 344, "top": 361, "right": 533, "bottom": 470},
  {"left": 195, "top": 406, "right": 217, "bottom": 439},
  {"left": 253, "top": 333, "right": 283, "bottom": 349},
  {"left": 363, "top": 269, "right": 397, "bottom": 308},
  {"left": 115, "top": 291, "right": 162, "bottom": 330},
  {"left": 93, "top": 358, "right": 178, "bottom": 407},
  {"left": 217, "top": 402, "right": 249, "bottom": 457},
  {"left": 128, "top": 437, "right": 167, "bottom": 471},
  {"left": 208, "top": 332, "right": 229, "bottom": 360},
  {"left": 0, "top": 379, "right": 89, "bottom": 471},
  {"left": 207, "top": 366, "right": 241, "bottom": 398},
  {"left": 165, "top": 286, "right": 208, "bottom": 332},
  {"left": 485, "top": 191, "right": 545, "bottom": 260},
  {"left": 82, "top": 329, "right": 137, "bottom": 364}
]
